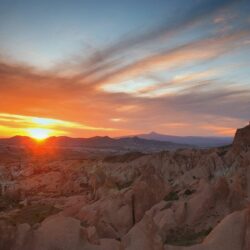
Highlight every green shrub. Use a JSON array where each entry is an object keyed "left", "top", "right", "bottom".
[
  {"left": 165, "top": 227, "right": 212, "bottom": 246},
  {"left": 164, "top": 191, "right": 179, "bottom": 201},
  {"left": 8, "top": 204, "right": 60, "bottom": 225},
  {"left": 184, "top": 189, "right": 195, "bottom": 196},
  {"left": 0, "top": 197, "right": 19, "bottom": 211},
  {"left": 117, "top": 180, "right": 134, "bottom": 190}
]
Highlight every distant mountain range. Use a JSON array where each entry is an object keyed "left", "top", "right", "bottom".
[
  {"left": 0, "top": 132, "right": 233, "bottom": 155},
  {"left": 127, "top": 131, "right": 233, "bottom": 147},
  {"left": 0, "top": 135, "right": 190, "bottom": 153}
]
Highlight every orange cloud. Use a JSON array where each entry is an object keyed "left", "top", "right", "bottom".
[
  {"left": 201, "top": 124, "right": 236, "bottom": 136},
  {"left": 0, "top": 24, "right": 249, "bottom": 138},
  {"left": 0, "top": 113, "right": 118, "bottom": 138}
]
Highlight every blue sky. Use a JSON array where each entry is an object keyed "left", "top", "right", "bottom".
[
  {"left": 0, "top": 0, "right": 187, "bottom": 67},
  {"left": 0, "top": 0, "right": 249, "bottom": 137}
]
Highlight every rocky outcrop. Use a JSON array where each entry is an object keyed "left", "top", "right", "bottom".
[
  {"left": 164, "top": 207, "right": 250, "bottom": 250},
  {"left": 233, "top": 124, "right": 250, "bottom": 151},
  {"left": 122, "top": 214, "right": 164, "bottom": 250},
  {"left": 0, "top": 124, "right": 250, "bottom": 249}
]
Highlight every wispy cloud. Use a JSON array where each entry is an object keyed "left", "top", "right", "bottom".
[
  {"left": 0, "top": 0, "right": 249, "bottom": 137},
  {"left": 0, "top": 113, "right": 117, "bottom": 138}
]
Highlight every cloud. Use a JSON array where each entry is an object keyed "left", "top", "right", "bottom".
[
  {"left": 0, "top": 0, "right": 249, "bottom": 137},
  {"left": 55, "top": 0, "right": 241, "bottom": 83},
  {"left": 201, "top": 125, "right": 236, "bottom": 136},
  {"left": 103, "top": 30, "right": 249, "bottom": 87},
  {"left": 0, "top": 56, "right": 248, "bottom": 136},
  {"left": 0, "top": 113, "right": 118, "bottom": 138},
  {"left": 0, "top": 31, "right": 249, "bottom": 136},
  {"left": 80, "top": 0, "right": 238, "bottom": 60}
]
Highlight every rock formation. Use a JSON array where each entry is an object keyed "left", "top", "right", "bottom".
[{"left": 0, "top": 124, "right": 250, "bottom": 249}]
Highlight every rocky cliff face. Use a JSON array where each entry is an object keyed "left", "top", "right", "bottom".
[
  {"left": 0, "top": 124, "right": 250, "bottom": 250},
  {"left": 233, "top": 124, "right": 250, "bottom": 151}
]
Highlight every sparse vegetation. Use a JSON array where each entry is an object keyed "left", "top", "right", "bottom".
[
  {"left": 104, "top": 152, "right": 145, "bottom": 163},
  {"left": 164, "top": 191, "right": 179, "bottom": 201},
  {"left": 0, "top": 196, "right": 19, "bottom": 211},
  {"left": 184, "top": 189, "right": 196, "bottom": 196},
  {"left": 217, "top": 149, "right": 228, "bottom": 157},
  {"left": 160, "top": 202, "right": 172, "bottom": 211},
  {"left": 117, "top": 180, "right": 134, "bottom": 190},
  {"left": 165, "top": 227, "right": 212, "bottom": 246},
  {"left": 6, "top": 204, "right": 61, "bottom": 225}
]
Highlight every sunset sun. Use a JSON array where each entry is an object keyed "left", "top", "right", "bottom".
[{"left": 27, "top": 128, "right": 52, "bottom": 141}]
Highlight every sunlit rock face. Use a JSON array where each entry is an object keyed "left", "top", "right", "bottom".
[{"left": 0, "top": 124, "right": 250, "bottom": 249}]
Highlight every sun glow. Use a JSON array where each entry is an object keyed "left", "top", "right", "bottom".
[
  {"left": 0, "top": 113, "right": 118, "bottom": 138},
  {"left": 27, "top": 128, "right": 52, "bottom": 141}
]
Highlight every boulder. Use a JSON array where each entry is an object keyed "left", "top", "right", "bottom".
[
  {"left": 164, "top": 208, "right": 249, "bottom": 250},
  {"left": 25, "top": 215, "right": 85, "bottom": 250},
  {"left": 122, "top": 214, "right": 164, "bottom": 250}
]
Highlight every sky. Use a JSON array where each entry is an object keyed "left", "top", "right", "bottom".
[{"left": 0, "top": 0, "right": 250, "bottom": 138}]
